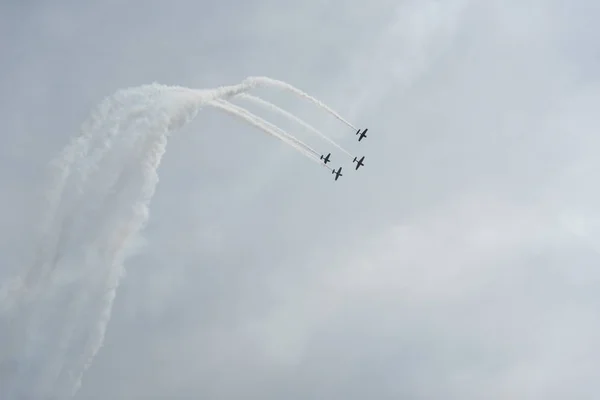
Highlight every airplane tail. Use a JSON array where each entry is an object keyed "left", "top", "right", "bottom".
[{"left": 353, "top": 156, "right": 357, "bottom": 163}]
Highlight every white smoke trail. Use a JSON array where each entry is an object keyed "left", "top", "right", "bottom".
[
  {"left": 0, "top": 76, "right": 347, "bottom": 399},
  {"left": 14, "top": 82, "right": 253, "bottom": 302},
  {"left": 236, "top": 93, "right": 355, "bottom": 159},
  {"left": 40, "top": 111, "right": 167, "bottom": 396},
  {"left": 0, "top": 86, "right": 174, "bottom": 399},
  {"left": 246, "top": 76, "right": 358, "bottom": 131},
  {"left": 69, "top": 132, "right": 171, "bottom": 397},
  {"left": 62, "top": 89, "right": 216, "bottom": 396},
  {"left": 212, "top": 99, "right": 321, "bottom": 158},
  {"left": 22, "top": 93, "right": 153, "bottom": 294},
  {"left": 0, "top": 84, "right": 232, "bottom": 399},
  {"left": 212, "top": 99, "right": 323, "bottom": 158},
  {"left": 208, "top": 99, "right": 331, "bottom": 170}
]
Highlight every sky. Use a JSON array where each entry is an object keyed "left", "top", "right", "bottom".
[{"left": 2, "top": 0, "right": 600, "bottom": 398}]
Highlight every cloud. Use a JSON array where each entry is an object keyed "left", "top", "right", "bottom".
[
  {"left": 2, "top": 0, "right": 600, "bottom": 398},
  {"left": 235, "top": 190, "right": 600, "bottom": 399}
]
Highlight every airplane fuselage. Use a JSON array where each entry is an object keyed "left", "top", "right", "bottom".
[
  {"left": 332, "top": 167, "right": 343, "bottom": 181},
  {"left": 353, "top": 156, "right": 365, "bottom": 170},
  {"left": 356, "top": 128, "right": 368, "bottom": 141}
]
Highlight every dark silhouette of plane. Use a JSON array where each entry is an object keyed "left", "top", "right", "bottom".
[
  {"left": 353, "top": 156, "right": 365, "bottom": 170},
  {"left": 356, "top": 128, "right": 368, "bottom": 141},
  {"left": 332, "top": 167, "right": 343, "bottom": 181},
  {"left": 320, "top": 153, "right": 331, "bottom": 164}
]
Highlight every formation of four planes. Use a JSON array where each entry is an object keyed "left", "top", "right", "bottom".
[
  {"left": 205, "top": 77, "right": 370, "bottom": 182},
  {"left": 321, "top": 128, "right": 368, "bottom": 181}
]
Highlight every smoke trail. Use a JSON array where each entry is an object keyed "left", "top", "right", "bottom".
[
  {"left": 15, "top": 81, "right": 252, "bottom": 301},
  {"left": 69, "top": 131, "right": 171, "bottom": 397},
  {"left": 0, "top": 76, "right": 346, "bottom": 399},
  {"left": 13, "top": 84, "right": 236, "bottom": 304},
  {"left": 62, "top": 88, "right": 219, "bottom": 396},
  {"left": 236, "top": 93, "right": 355, "bottom": 159},
  {"left": 247, "top": 76, "right": 358, "bottom": 131},
  {"left": 20, "top": 85, "right": 182, "bottom": 296},
  {"left": 0, "top": 84, "right": 243, "bottom": 399},
  {"left": 212, "top": 99, "right": 323, "bottom": 158},
  {"left": 41, "top": 115, "right": 165, "bottom": 396},
  {"left": 208, "top": 100, "right": 330, "bottom": 170}
]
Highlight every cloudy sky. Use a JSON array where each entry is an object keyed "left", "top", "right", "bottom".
[{"left": 2, "top": 0, "right": 600, "bottom": 398}]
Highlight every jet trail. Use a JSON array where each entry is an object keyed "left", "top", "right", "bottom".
[
  {"left": 23, "top": 97, "right": 148, "bottom": 292},
  {"left": 0, "top": 76, "right": 348, "bottom": 399},
  {"left": 69, "top": 130, "right": 171, "bottom": 397},
  {"left": 208, "top": 99, "right": 330, "bottom": 170},
  {"left": 45, "top": 127, "right": 163, "bottom": 395},
  {"left": 236, "top": 93, "right": 355, "bottom": 159},
  {"left": 214, "top": 99, "right": 320, "bottom": 157},
  {"left": 246, "top": 76, "right": 358, "bottom": 131},
  {"left": 0, "top": 84, "right": 205, "bottom": 399},
  {"left": 20, "top": 80, "right": 262, "bottom": 294}
]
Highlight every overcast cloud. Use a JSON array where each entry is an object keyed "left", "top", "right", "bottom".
[{"left": 2, "top": 0, "right": 600, "bottom": 398}]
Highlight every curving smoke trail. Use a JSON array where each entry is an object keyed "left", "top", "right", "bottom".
[
  {"left": 236, "top": 93, "right": 355, "bottom": 159},
  {"left": 209, "top": 99, "right": 328, "bottom": 165},
  {"left": 246, "top": 76, "right": 358, "bottom": 131},
  {"left": 0, "top": 83, "right": 202, "bottom": 399},
  {"left": 0, "top": 77, "right": 352, "bottom": 399}
]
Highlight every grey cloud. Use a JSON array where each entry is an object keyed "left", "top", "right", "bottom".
[{"left": 2, "top": 0, "right": 600, "bottom": 398}]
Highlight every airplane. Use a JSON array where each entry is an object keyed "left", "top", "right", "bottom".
[
  {"left": 356, "top": 128, "right": 368, "bottom": 141},
  {"left": 332, "top": 167, "right": 343, "bottom": 181},
  {"left": 320, "top": 152, "right": 331, "bottom": 164},
  {"left": 353, "top": 155, "right": 365, "bottom": 170}
]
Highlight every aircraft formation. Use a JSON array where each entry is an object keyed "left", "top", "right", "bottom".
[
  {"left": 3, "top": 76, "right": 367, "bottom": 399},
  {"left": 198, "top": 76, "right": 370, "bottom": 183},
  {"left": 319, "top": 128, "right": 368, "bottom": 181}
]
